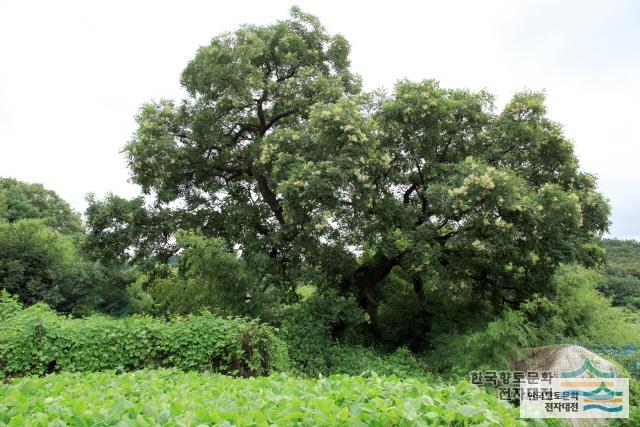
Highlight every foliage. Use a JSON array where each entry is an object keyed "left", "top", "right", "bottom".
[
  {"left": 0, "top": 369, "right": 539, "bottom": 426},
  {"left": 0, "top": 219, "right": 130, "bottom": 315},
  {"left": 124, "top": 276, "right": 156, "bottom": 314},
  {"left": 424, "top": 265, "right": 639, "bottom": 377},
  {"left": 0, "top": 191, "right": 7, "bottom": 222},
  {"left": 599, "top": 275, "right": 640, "bottom": 309},
  {"left": 79, "top": 265, "right": 134, "bottom": 316},
  {"left": 84, "top": 193, "right": 178, "bottom": 267},
  {"left": 280, "top": 290, "right": 366, "bottom": 374},
  {"left": 86, "top": 8, "right": 609, "bottom": 335},
  {"left": 600, "top": 238, "right": 640, "bottom": 278},
  {"left": 325, "top": 345, "right": 432, "bottom": 379},
  {"left": 548, "top": 265, "right": 640, "bottom": 344},
  {"left": 428, "top": 309, "right": 537, "bottom": 376},
  {"left": 127, "top": 232, "right": 284, "bottom": 320},
  {"left": 372, "top": 270, "right": 432, "bottom": 349},
  {"left": 0, "top": 177, "right": 83, "bottom": 236},
  {"left": 0, "top": 219, "right": 93, "bottom": 313},
  {"left": 597, "top": 238, "right": 640, "bottom": 309},
  {"left": 0, "top": 178, "right": 135, "bottom": 316},
  {"left": 278, "top": 290, "right": 434, "bottom": 379},
  {"left": 0, "top": 299, "right": 287, "bottom": 379},
  {"left": 0, "top": 291, "right": 21, "bottom": 321}
]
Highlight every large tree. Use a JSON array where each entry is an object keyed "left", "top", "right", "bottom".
[{"left": 86, "top": 8, "right": 609, "bottom": 321}]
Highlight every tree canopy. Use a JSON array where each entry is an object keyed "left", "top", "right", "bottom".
[
  {"left": 0, "top": 177, "right": 83, "bottom": 235},
  {"left": 0, "top": 219, "right": 88, "bottom": 312},
  {"left": 0, "top": 178, "right": 132, "bottom": 315},
  {"left": 86, "top": 8, "right": 610, "bottom": 327}
]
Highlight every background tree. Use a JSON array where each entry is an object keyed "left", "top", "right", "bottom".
[
  {"left": 0, "top": 177, "right": 83, "bottom": 235},
  {"left": 84, "top": 193, "right": 178, "bottom": 268},
  {"left": 0, "top": 189, "right": 8, "bottom": 220},
  {"left": 86, "top": 8, "right": 610, "bottom": 338},
  {"left": 126, "top": 231, "right": 281, "bottom": 319},
  {"left": 0, "top": 219, "right": 89, "bottom": 312},
  {"left": 0, "top": 178, "right": 131, "bottom": 315},
  {"left": 597, "top": 238, "right": 640, "bottom": 309}
]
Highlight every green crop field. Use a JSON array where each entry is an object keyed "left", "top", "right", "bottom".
[{"left": 0, "top": 369, "right": 541, "bottom": 426}]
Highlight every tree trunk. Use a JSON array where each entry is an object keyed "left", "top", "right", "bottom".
[
  {"left": 333, "top": 252, "right": 401, "bottom": 339},
  {"left": 341, "top": 252, "right": 400, "bottom": 301},
  {"left": 412, "top": 275, "right": 433, "bottom": 315}
]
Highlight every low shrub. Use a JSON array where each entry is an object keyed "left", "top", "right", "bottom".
[
  {"left": 279, "top": 290, "right": 366, "bottom": 375},
  {"left": 279, "top": 290, "right": 433, "bottom": 379},
  {"left": 428, "top": 309, "right": 537, "bottom": 376},
  {"left": 326, "top": 345, "right": 433, "bottom": 379},
  {"left": 0, "top": 299, "right": 288, "bottom": 379}
]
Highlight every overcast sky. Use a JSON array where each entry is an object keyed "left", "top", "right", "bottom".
[{"left": 1, "top": 0, "right": 638, "bottom": 239}]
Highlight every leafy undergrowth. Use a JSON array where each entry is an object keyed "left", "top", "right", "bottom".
[
  {"left": 0, "top": 296, "right": 287, "bottom": 379},
  {"left": 0, "top": 369, "right": 550, "bottom": 426}
]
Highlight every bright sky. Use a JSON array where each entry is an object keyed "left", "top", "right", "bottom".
[{"left": 1, "top": 0, "right": 638, "bottom": 239}]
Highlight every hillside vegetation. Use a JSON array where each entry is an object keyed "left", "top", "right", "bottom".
[{"left": 598, "top": 238, "right": 640, "bottom": 309}]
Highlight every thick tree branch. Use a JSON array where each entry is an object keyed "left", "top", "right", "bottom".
[
  {"left": 403, "top": 183, "right": 417, "bottom": 204},
  {"left": 341, "top": 252, "right": 401, "bottom": 296},
  {"left": 257, "top": 100, "right": 267, "bottom": 135},
  {"left": 248, "top": 161, "right": 285, "bottom": 225},
  {"left": 266, "top": 110, "right": 296, "bottom": 129},
  {"left": 276, "top": 68, "right": 297, "bottom": 82}
]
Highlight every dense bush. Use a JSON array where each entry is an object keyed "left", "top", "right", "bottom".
[
  {"left": 372, "top": 271, "right": 433, "bottom": 349},
  {"left": 123, "top": 232, "right": 286, "bottom": 322},
  {"left": 0, "top": 218, "right": 132, "bottom": 316},
  {"left": 0, "top": 291, "right": 21, "bottom": 321},
  {"left": 278, "top": 290, "right": 434, "bottom": 379},
  {"left": 424, "top": 265, "right": 640, "bottom": 377},
  {"left": 0, "top": 219, "right": 89, "bottom": 313},
  {"left": 279, "top": 290, "right": 365, "bottom": 375},
  {"left": 598, "top": 274, "right": 640, "bottom": 309},
  {"left": 325, "top": 345, "right": 433, "bottom": 379},
  {"left": 600, "top": 238, "right": 640, "bottom": 278},
  {"left": 0, "top": 296, "right": 287, "bottom": 379},
  {"left": 428, "top": 309, "right": 537, "bottom": 376},
  {"left": 0, "top": 369, "right": 536, "bottom": 426}
]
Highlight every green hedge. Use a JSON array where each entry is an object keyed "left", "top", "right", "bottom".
[{"left": 0, "top": 292, "right": 288, "bottom": 378}]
